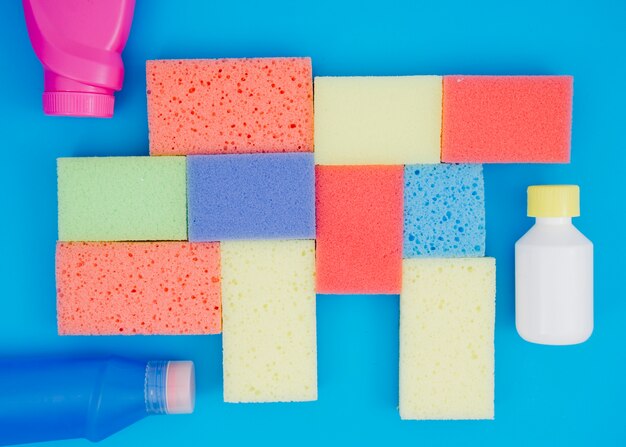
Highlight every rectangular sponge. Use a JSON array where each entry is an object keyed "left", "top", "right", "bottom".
[
  {"left": 56, "top": 242, "right": 221, "bottom": 335},
  {"left": 147, "top": 58, "right": 313, "bottom": 156},
  {"left": 400, "top": 258, "right": 495, "bottom": 420},
  {"left": 442, "top": 76, "right": 573, "bottom": 163},
  {"left": 221, "top": 240, "right": 317, "bottom": 403},
  {"left": 314, "top": 76, "right": 442, "bottom": 165},
  {"left": 187, "top": 153, "right": 315, "bottom": 241},
  {"left": 404, "top": 164, "right": 486, "bottom": 258},
  {"left": 57, "top": 157, "right": 187, "bottom": 241},
  {"left": 316, "top": 166, "right": 403, "bottom": 294}
]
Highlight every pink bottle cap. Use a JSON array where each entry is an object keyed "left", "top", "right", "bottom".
[
  {"left": 165, "top": 361, "right": 195, "bottom": 414},
  {"left": 41, "top": 68, "right": 116, "bottom": 118},
  {"left": 43, "top": 92, "right": 114, "bottom": 118}
]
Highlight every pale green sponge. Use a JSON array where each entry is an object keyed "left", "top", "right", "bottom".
[{"left": 58, "top": 157, "right": 187, "bottom": 241}]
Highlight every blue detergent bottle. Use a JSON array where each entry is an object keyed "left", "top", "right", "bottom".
[{"left": 0, "top": 356, "right": 195, "bottom": 446}]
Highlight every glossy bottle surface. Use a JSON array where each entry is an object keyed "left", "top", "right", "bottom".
[
  {"left": 0, "top": 357, "right": 195, "bottom": 446},
  {"left": 23, "top": 0, "right": 135, "bottom": 117},
  {"left": 515, "top": 217, "right": 593, "bottom": 345}
]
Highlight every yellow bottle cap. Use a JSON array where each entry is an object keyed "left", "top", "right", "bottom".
[{"left": 527, "top": 185, "right": 580, "bottom": 217}]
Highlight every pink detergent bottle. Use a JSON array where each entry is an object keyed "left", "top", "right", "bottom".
[{"left": 23, "top": 0, "right": 136, "bottom": 118}]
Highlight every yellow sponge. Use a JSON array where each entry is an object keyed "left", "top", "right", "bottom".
[
  {"left": 221, "top": 240, "right": 317, "bottom": 403},
  {"left": 400, "top": 258, "right": 495, "bottom": 420},
  {"left": 313, "top": 76, "right": 442, "bottom": 165}
]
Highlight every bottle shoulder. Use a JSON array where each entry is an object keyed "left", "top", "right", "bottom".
[{"left": 516, "top": 223, "right": 593, "bottom": 248}]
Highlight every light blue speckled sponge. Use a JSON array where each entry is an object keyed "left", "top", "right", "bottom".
[{"left": 403, "top": 164, "right": 485, "bottom": 258}]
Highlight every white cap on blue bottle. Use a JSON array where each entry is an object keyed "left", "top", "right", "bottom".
[{"left": 165, "top": 361, "right": 195, "bottom": 414}]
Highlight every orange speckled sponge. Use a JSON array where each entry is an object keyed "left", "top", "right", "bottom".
[
  {"left": 442, "top": 76, "right": 573, "bottom": 163},
  {"left": 56, "top": 242, "right": 221, "bottom": 335},
  {"left": 147, "top": 58, "right": 313, "bottom": 155}
]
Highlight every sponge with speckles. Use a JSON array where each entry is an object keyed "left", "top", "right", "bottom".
[
  {"left": 147, "top": 58, "right": 313, "bottom": 156},
  {"left": 403, "top": 164, "right": 486, "bottom": 258},
  {"left": 400, "top": 258, "right": 495, "bottom": 420},
  {"left": 221, "top": 240, "right": 317, "bottom": 403},
  {"left": 442, "top": 76, "right": 573, "bottom": 163},
  {"left": 57, "top": 157, "right": 187, "bottom": 241},
  {"left": 56, "top": 242, "right": 221, "bottom": 335}
]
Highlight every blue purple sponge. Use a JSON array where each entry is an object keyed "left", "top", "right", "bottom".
[
  {"left": 403, "top": 164, "right": 485, "bottom": 258},
  {"left": 187, "top": 153, "right": 315, "bottom": 241}
]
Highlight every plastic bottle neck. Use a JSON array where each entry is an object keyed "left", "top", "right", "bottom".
[
  {"left": 144, "top": 361, "right": 168, "bottom": 415},
  {"left": 535, "top": 217, "right": 573, "bottom": 226}
]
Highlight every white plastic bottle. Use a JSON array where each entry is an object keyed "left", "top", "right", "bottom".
[{"left": 515, "top": 185, "right": 593, "bottom": 345}]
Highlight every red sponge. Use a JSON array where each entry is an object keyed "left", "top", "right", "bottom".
[
  {"left": 442, "top": 76, "right": 573, "bottom": 163},
  {"left": 56, "top": 242, "right": 221, "bottom": 335},
  {"left": 147, "top": 58, "right": 313, "bottom": 156},
  {"left": 315, "top": 166, "right": 403, "bottom": 294}
]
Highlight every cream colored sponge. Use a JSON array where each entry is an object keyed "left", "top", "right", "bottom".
[
  {"left": 221, "top": 240, "right": 317, "bottom": 403},
  {"left": 314, "top": 76, "right": 442, "bottom": 165},
  {"left": 400, "top": 258, "right": 495, "bottom": 420}
]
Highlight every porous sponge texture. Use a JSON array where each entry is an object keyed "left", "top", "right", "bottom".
[
  {"left": 404, "top": 164, "right": 486, "bottom": 258},
  {"left": 400, "top": 258, "right": 495, "bottom": 420},
  {"left": 442, "top": 76, "right": 573, "bottom": 163},
  {"left": 314, "top": 76, "right": 442, "bottom": 165},
  {"left": 57, "top": 157, "right": 187, "bottom": 241},
  {"left": 221, "top": 240, "right": 317, "bottom": 402},
  {"left": 315, "top": 166, "right": 403, "bottom": 294},
  {"left": 147, "top": 58, "right": 313, "bottom": 156},
  {"left": 56, "top": 242, "right": 221, "bottom": 335},
  {"left": 187, "top": 153, "right": 315, "bottom": 241}
]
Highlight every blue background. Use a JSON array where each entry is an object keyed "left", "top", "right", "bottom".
[{"left": 1, "top": 0, "right": 624, "bottom": 445}]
